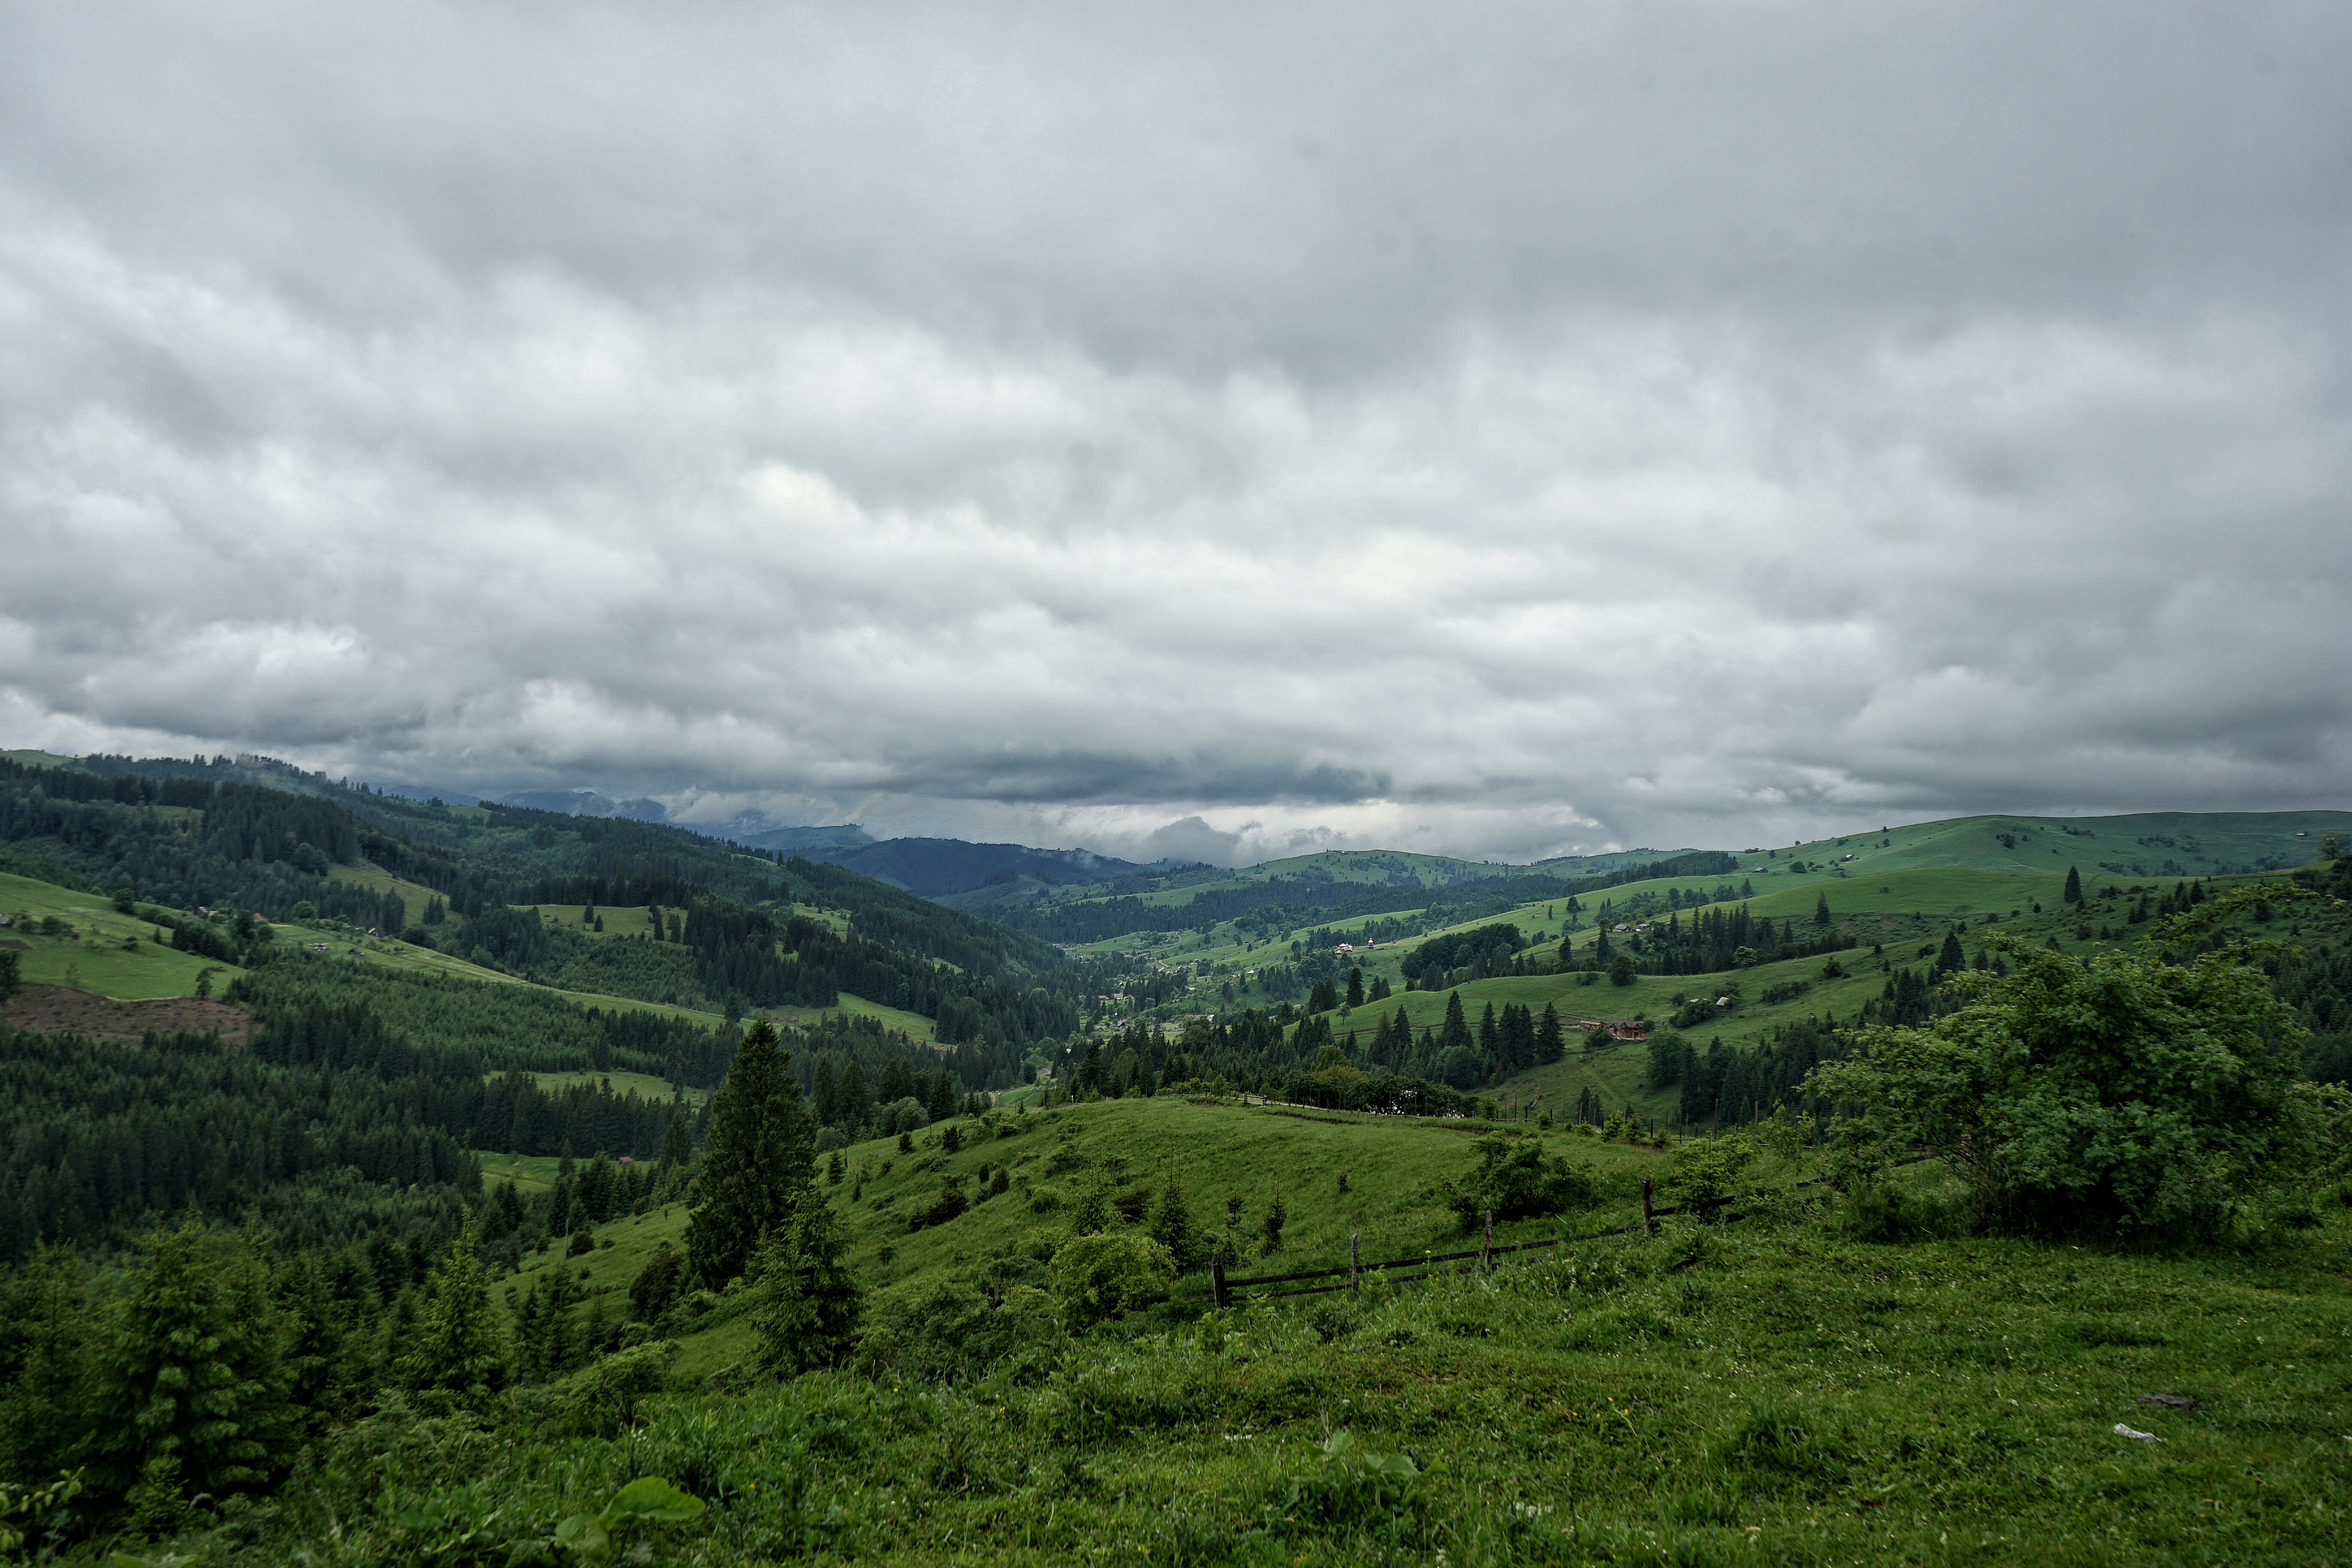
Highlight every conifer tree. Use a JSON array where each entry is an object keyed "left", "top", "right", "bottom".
[
  {"left": 1146, "top": 1165, "right": 1205, "bottom": 1272},
  {"left": 752, "top": 1191, "right": 861, "bottom": 1376},
  {"left": 1815, "top": 890, "right": 1832, "bottom": 927},
  {"left": 91, "top": 1217, "right": 289, "bottom": 1495},
  {"left": 399, "top": 1224, "right": 505, "bottom": 1408},
  {"left": 655, "top": 1092, "right": 694, "bottom": 1173},
  {"left": 1071, "top": 1166, "right": 1113, "bottom": 1236},
  {"left": 1439, "top": 991, "right": 1473, "bottom": 1052},
  {"left": 1934, "top": 929, "right": 1966, "bottom": 977},
  {"left": 1535, "top": 1002, "right": 1565, "bottom": 1065},
  {"left": 2063, "top": 865, "right": 2083, "bottom": 904},
  {"left": 838, "top": 1059, "right": 873, "bottom": 1130},
  {"left": 1257, "top": 1190, "right": 1287, "bottom": 1257},
  {"left": 687, "top": 1020, "right": 816, "bottom": 1289},
  {"left": 925, "top": 1069, "right": 957, "bottom": 1123},
  {"left": 1345, "top": 966, "right": 1364, "bottom": 1008},
  {"left": 0, "top": 1239, "right": 91, "bottom": 1482},
  {"left": 511, "top": 1283, "right": 546, "bottom": 1384},
  {"left": 274, "top": 1250, "right": 351, "bottom": 1437},
  {"left": 546, "top": 1169, "right": 576, "bottom": 1240}
]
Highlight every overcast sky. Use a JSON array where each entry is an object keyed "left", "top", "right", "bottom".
[{"left": 3, "top": 2, "right": 2347, "bottom": 865}]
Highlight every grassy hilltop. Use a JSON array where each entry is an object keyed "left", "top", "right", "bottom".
[{"left": 122, "top": 1088, "right": 2352, "bottom": 1567}]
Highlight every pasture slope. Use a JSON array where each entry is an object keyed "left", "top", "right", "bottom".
[{"left": 228, "top": 1091, "right": 2352, "bottom": 1565}]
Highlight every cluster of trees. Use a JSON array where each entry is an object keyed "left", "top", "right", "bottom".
[
  {"left": 0, "top": 1025, "right": 484, "bottom": 1263},
  {"left": 805, "top": 1050, "right": 969, "bottom": 1136},
  {"left": 1642, "top": 1017, "right": 1850, "bottom": 1129},
  {"left": 1578, "top": 904, "right": 1861, "bottom": 978},
  {"left": 0, "top": 768, "right": 415, "bottom": 936},
  {"left": 0, "top": 1209, "right": 499, "bottom": 1513},
  {"left": 1121, "top": 992, "right": 1566, "bottom": 1099},
  {"left": 1399, "top": 923, "right": 1528, "bottom": 986},
  {"left": 0, "top": 980, "right": 729, "bottom": 1266}
]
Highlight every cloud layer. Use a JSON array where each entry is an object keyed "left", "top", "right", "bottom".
[{"left": 4, "top": 1, "right": 2348, "bottom": 864}]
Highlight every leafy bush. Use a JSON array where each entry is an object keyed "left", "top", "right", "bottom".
[
  {"left": 856, "top": 1267, "right": 1053, "bottom": 1384},
  {"left": 1443, "top": 1138, "right": 1600, "bottom": 1231},
  {"left": 1302, "top": 1297, "right": 1361, "bottom": 1343},
  {"left": 549, "top": 1342, "right": 678, "bottom": 1437},
  {"left": 1837, "top": 1184, "right": 1955, "bottom": 1244},
  {"left": 516, "top": 1475, "right": 705, "bottom": 1565},
  {"left": 906, "top": 1179, "right": 968, "bottom": 1232},
  {"left": 1808, "top": 897, "right": 2326, "bottom": 1237},
  {"left": 1271, "top": 1429, "right": 1424, "bottom": 1538},
  {"left": 1048, "top": 1230, "right": 1175, "bottom": 1334},
  {"left": 861, "top": 1260, "right": 1053, "bottom": 1382},
  {"left": 1662, "top": 1134, "right": 1756, "bottom": 1219}
]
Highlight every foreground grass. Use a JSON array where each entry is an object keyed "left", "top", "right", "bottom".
[{"left": 157, "top": 1179, "right": 2352, "bottom": 1567}]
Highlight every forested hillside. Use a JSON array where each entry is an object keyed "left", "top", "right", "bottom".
[{"left": 3, "top": 761, "right": 2349, "bottom": 1566}]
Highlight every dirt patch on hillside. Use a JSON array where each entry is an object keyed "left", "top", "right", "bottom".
[{"left": 0, "top": 986, "right": 251, "bottom": 1045}]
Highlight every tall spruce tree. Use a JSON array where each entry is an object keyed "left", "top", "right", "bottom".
[
  {"left": 0, "top": 1239, "right": 91, "bottom": 1483},
  {"left": 1439, "top": 991, "right": 1473, "bottom": 1052},
  {"left": 399, "top": 1223, "right": 505, "bottom": 1408},
  {"left": 1535, "top": 1002, "right": 1565, "bottom": 1064},
  {"left": 2063, "top": 865, "right": 2083, "bottom": 904},
  {"left": 1815, "top": 890, "right": 1832, "bottom": 926},
  {"left": 687, "top": 1020, "right": 816, "bottom": 1289},
  {"left": 91, "top": 1216, "right": 289, "bottom": 1495},
  {"left": 751, "top": 1190, "right": 861, "bottom": 1376}
]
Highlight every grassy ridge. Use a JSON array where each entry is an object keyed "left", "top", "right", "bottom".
[
  {"left": 503, "top": 1096, "right": 1677, "bottom": 1375},
  {"left": 417, "top": 1098, "right": 2352, "bottom": 1568}
]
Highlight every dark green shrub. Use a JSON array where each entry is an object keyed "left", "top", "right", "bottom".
[
  {"left": 1838, "top": 1184, "right": 1953, "bottom": 1243},
  {"left": 1443, "top": 1138, "right": 1599, "bottom": 1231},
  {"left": 1302, "top": 1297, "right": 1360, "bottom": 1343}
]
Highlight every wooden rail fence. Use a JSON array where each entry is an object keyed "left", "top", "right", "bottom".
[
  {"left": 1174, "top": 1157, "right": 1929, "bottom": 1309},
  {"left": 1192, "top": 1177, "right": 1667, "bottom": 1308}
]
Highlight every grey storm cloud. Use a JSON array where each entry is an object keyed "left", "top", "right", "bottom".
[{"left": 3, "top": 0, "right": 2348, "bottom": 865}]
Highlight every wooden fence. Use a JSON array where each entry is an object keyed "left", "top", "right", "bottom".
[
  {"left": 1190, "top": 1178, "right": 1667, "bottom": 1308},
  {"left": 1177, "top": 1154, "right": 1929, "bottom": 1309}
]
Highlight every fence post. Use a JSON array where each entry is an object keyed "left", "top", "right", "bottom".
[
  {"left": 1640, "top": 1176, "right": 1656, "bottom": 1237},
  {"left": 1211, "top": 1251, "right": 1228, "bottom": 1310},
  {"left": 1351, "top": 1232, "right": 1360, "bottom": 1292},
  {"left": 1482, "top": 1209, "right": 1493, "bottom": 1271}
]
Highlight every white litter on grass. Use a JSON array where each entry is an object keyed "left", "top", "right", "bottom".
[{"left": 2114, "top": 1424, "right": 2163, "bottom": 1443}]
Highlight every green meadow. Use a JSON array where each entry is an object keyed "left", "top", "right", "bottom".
[
  {"left": 0, "top": 871, "right": 247, "bottom": 998},
  {"left": 332, "top": 1092, "right": 2352, "bottom": 1568}
]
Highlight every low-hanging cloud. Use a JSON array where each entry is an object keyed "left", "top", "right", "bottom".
[{"left": 3, "top": 1, "right": 2348, "bottom": 866}]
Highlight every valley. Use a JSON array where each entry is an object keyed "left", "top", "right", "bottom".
[{"left": 1, "top": 749, "right": 2347, "bottom": 1564}]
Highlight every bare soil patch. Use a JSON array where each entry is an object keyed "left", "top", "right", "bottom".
[{"left": 0, "top": 986, "right": 251, "bottom": 1044}]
